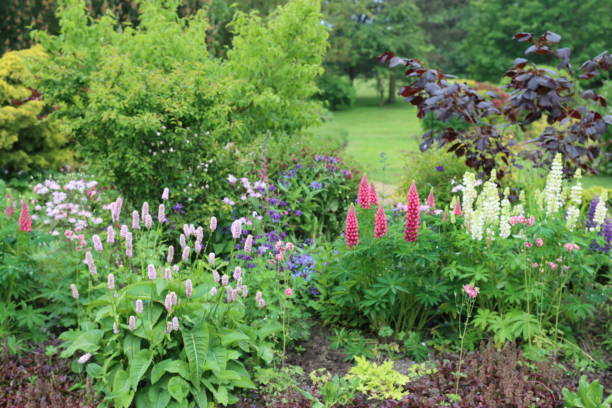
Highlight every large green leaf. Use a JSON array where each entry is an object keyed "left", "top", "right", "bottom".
[
  {"left": 129, "top": 349, "right": 154, "bottom": 390},
  {"left": 168, "top": 376, "right": 190, "bottom": 402},
  {"left": 182, "top": 323, "right": 210, "bottom": 384},
  {"left": 61, "top": 329, "right": 104, "bottom": 357},
  {"left": 112, "top": 369, "right": 135, "bottom": 408},
  {"left": 192, "top": 386, "right": 208, "bottom": 408},
  {"left": 151, "top": 359, "right": 190, "bottom": 384},
  {"left": 220, "top": 330, "right": 250, "bottom": 347},
  {"left": 123, "top": 334, "right": 141, "bottom": 361}
]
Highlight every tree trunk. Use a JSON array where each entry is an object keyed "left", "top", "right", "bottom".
[{"left": 387, "top": 74, "right": 397, "bottom": 104}]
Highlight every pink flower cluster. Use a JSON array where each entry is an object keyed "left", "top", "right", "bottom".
[
  {"left": 358, "top": 175, "right": 371, "bottom": 209},
  {"left": 374, "top": 206, "right": 387, "bottom": 238},
  {"left": 463, "top": 284, "right": 480, "bottom": 298},
  {"left": 18, "top": 200, "right": 32, "bottom": 232},
  {"left": 345, "top": 206, "right": 359, "bottom": 247},
  {"left": 509, "top": 215, "right": 535, "bottom": 226},
  {"left": 564, "top": 243, "right": 580, "bottom": 252},
  {"left": 405, "top": 183, "right": 420, "bottom": 242}
]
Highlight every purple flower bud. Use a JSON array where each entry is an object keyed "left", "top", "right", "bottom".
[
  {"left": 210, "top": 287, "right": 218, "bottom": 296},
  {"left": 125, "top": 231, "right": 133, "bottom": 257},
  {"left": 135, "top": 299, "right": 143, "bottom": 314},
  {"left": 162, "top": 188, "right": 170, "bottom": 200},
  {"left": 70, "top": 283, "right": 79, "bottom": 299},
  {"left": 179, "top": 234, "right": 186, "bottom": 249},
  {"left": 172, "top": 316, "right": 179, "bottom": 331},
  {"left": 165, "top": 267, "right": 172, "bottom": 281},
  {"left": 170, "top": 291, "right": 177, "bottom": 305},
  {"left": 120, "top": 224, "right": 128, "bottom": 238},
  {"left": 158, "top": 204, "right": 166, "bottom": 224},
  {"left": 84, "top": 251, "right": 97, "bottom": 275},
  {"left": 167, "top": 245, "right": 174, "bottom": 263},
  {"left": 92, "top": 234, "right": 103, "bottom": 252},
  {"left": 147, "top": 264, "right": 157, "bottom": 280},
  {"left": 113, "top": 322, "right": 119, "bottom": 334},
  {"left": 106, "top": 225, "right": 115, "bottom": 244},
  {"left": 208, "top": 252, "right": 215, "bottom": 265},
  {"left": 173, "top": 265, "right": 179, "bottom": 273},
  {"left": 226, "top": 287, "right": 236, "bottom": 302},
  {"left": 132, "top": 210, "right": 140, "bottom": 230},
  {"left": 194, "top": 241, "right": 202, "bottom": 254},
  {"left": 210, "top": 216, "right": 217, "bottom": 232},
  {"left": 166, "top": 321, "right": 173, "bottom": 333},
  {"left": 213, "top": 270, "right": 220, "bottom": 283},
  {"left": 183, "top": 224, "right": 192, "bottom": 237},
  {"left": 107, "top": 273, "right": 115, "bottom": 290},
  {"left": 241, "top": 285, "right": 248, "bottom": 297},
  {"left": 182, "top": 246, "right": 190, "bottom": 262},
  {"left": 129, "top": 315, "right": 136, "bottom": 331},
  {"left": 221, "top": 274, "right": 229, "bottom": 286},
  {"left": 78, "top": 353, "right": 92, "bottom": 364},
  {"left": 195, "top": 226, "right": 203, "bottom": 242},
  {"left": 185, "top": 279, "right": 193, "bottom": 297}
]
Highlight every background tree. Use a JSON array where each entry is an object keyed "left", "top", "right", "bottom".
[
  {"left": 323, "top": 0, "right": 427, "bottom": 103},
  {"left": 459, "top": 0, "right": 612, "bottom": 81}
]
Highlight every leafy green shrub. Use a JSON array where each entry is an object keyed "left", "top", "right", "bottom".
[
  {"left": 399, "top": 148, "right": 468, "bottom": 205},
  {"left": 316, "top": 73, "right": 356, "bottom": 111},
  {"left": 0, "top": 46, "right": 72, "bottom": 176},
  {"left": 60, "top": 205, "right": 284, "bottom": 406},
  {"left": 31, "top": 0, "right": 327, "bottom": 215},
  {"left": 562, "top": 375, "right": 612, "bottom": 408}
]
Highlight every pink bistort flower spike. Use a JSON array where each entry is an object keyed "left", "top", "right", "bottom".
[
  {"left": 358, "top": 175, "right": 370, "bottom": 209},
  {"left": 172, "top": 316, "right": 179, "bottom": 331},
  {"left": 405, "top": 183, "right": 420, "bottom": 242},
  {"left": 209, "top": 252, "right": 216, "bottom": 265},
  {"left": 78, "top": 353, "right": 92, "bottom": 364},
  {"left": 147, "top": 264, "right": 157, "bottom": 280},
  {"left": 164, "top": 294, "right": 173, "bottom": 311},
  {"left": 182, "top": 246, "right": 190, "bottom": 262},
  {"left": 210, "top": 216, "right": 217, "bottom": 232},
  {"left": 107, "top": 225, "right": 115, "bottom": 244},
  {"left": 369, "top": 183, "right": 379, "bottom": 207},
  {"left": 374, "top": 206, "right": 387, "bottom": 238},
  {"left": 129, "top": 315, "right": 136, "bottom": 331},
  {"left": 92, "top": 234, "right": 103, "bottom": 252},
  {"left": 70, "top": 284, "right": 79, "bottom": 299},
  {"left": 244, "top": 235, "right": 253, "bottom": 253},
  {"left": 345, "top": 205, "right": 359, "bottom": 247},
  {"left": 18, "top": 200, "right": 32, "bottom": 232},
  {"left": 161, "top": 187, "right": 170, "bottom": 201},
  {"left": 164, "top": 267, "right": 172, "bottom": 281},
  {"left": 135, "top": 299, "right": 143, "bottom": 314},
  {"left": 210, "top": 287, "right": 218, "bottom": 296},
  {"left": 231, "top": 219, "right": 242, "bottom": 239},
  {"left": 158, "top": 204, "right": 166, "bottom": 224},
  {"left": 185, "top": 279, "right": 193, "bottom": 297},
  {"left": 167, "top": 245, "right": 174, "bottom": 264},
  {"left": 107, "top": 273, "right": 115, "bottom": 290}
]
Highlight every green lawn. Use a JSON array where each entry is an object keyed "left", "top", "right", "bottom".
[
  {"left": 312, "top": 79, "right": 612, "bottom": 190},
  {"left": 313, "top": 80, "right": 420, "bottom": 184}
]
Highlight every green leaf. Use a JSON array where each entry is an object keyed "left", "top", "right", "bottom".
[
  {"left": 151, "top": 359, "right": 190, "bottom": 384},
  {"left": 129, "top": 349, "right": 154, "bottom": 390},
  {"left": 192, "top": 387, "right": 208, "bottom": 408},
  {"left": 168, "top": 376, "right": 190, "bottom": 402},
  {"left": 182, "top": 323, "right": 210, "bottom": 384},
  {"left": 113, "top": 369, "right": 135, "bottom": 408},
  {"left": 61, "top": 329, "right": 104, "bottom": 358},
  {"left": 86, "top": 363, "right": 103, "bottom": 378},
  {"left": 147, "top": 386, "right": 172, "bottom": 408},
  {"left": 123, "top": 334, "right": 141, "bottom": 361},
  {"left": 214, "top": 385, "right": 229, "bottom": 405},
  {"left": 257, "top": 321, "right": 282, "bottom": 340},
  {"left": 220, "top": 330, "right": 250, "bottom": 347}
]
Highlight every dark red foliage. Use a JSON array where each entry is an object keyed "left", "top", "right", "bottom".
[
  {"left": 0, "top": 340, "right": 99, "bottom": 408},
  {"left": 378, "top": 31, "right": 611, "bottom": 178}
]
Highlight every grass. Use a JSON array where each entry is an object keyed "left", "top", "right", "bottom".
[
  {"left": 312, "top": 80, "right": 420, "bottom": 184},
  {"left": 311, "top": 79, "right": 612, "bottom": 190}
]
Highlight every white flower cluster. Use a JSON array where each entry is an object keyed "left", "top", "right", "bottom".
[
  {"left": 565, "top": 169, "right": 582, "bottom": 231},
  {"left": 592, "top": 190, "right": 608, "bottom": 230},
  {"left": 32, "top": 178, "right": 104, "bottom": 235},
  {"left": 461, "top": 172, "right": 478, "bottom": 229},
  {"left": 544, "top": 154, "right": 564, "bottom": 217},
  {"left": 499, "top": 193, "right": 512, "bottom": 239}
]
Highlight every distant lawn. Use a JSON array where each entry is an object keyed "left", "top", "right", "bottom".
[
  {"left": 312, "top": 79, "right": 612, "bottom": 190},
  {"left": 312, "top": 80, "right": 420, "bottom": 184}
]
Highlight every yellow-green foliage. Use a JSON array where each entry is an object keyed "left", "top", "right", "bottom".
[
  {"left": 0, "top": 46, "right": 72, "bottom": 175},
  {"left": 346, "top": 356, "right": 436, "bottom": 401}
]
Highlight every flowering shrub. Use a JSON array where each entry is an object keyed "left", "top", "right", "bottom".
[
  {"left": 315, "top": 155, "right": 609, "bottom": 363},
  {"left": 220, "top": 152, "right": 358, "bottom": 242}
]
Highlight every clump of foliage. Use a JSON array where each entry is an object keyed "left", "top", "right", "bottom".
[
  {"left": 0, "top": 46, "right": 72, "bottom": 177},
  {"left": 31, "top": 0, "right": 327, "bottom": 216},
  {"left": 378, "top": 31, "right": 611, "bottom": 179},
  {"left": 563, "top": 375, "right": 612, "bottom": 408},
  {"left": 316, "top": 73, "right": 356, "bottom": 111},
  {"left": 0, "top": 340, "right": 99, "bottom": 407}
]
